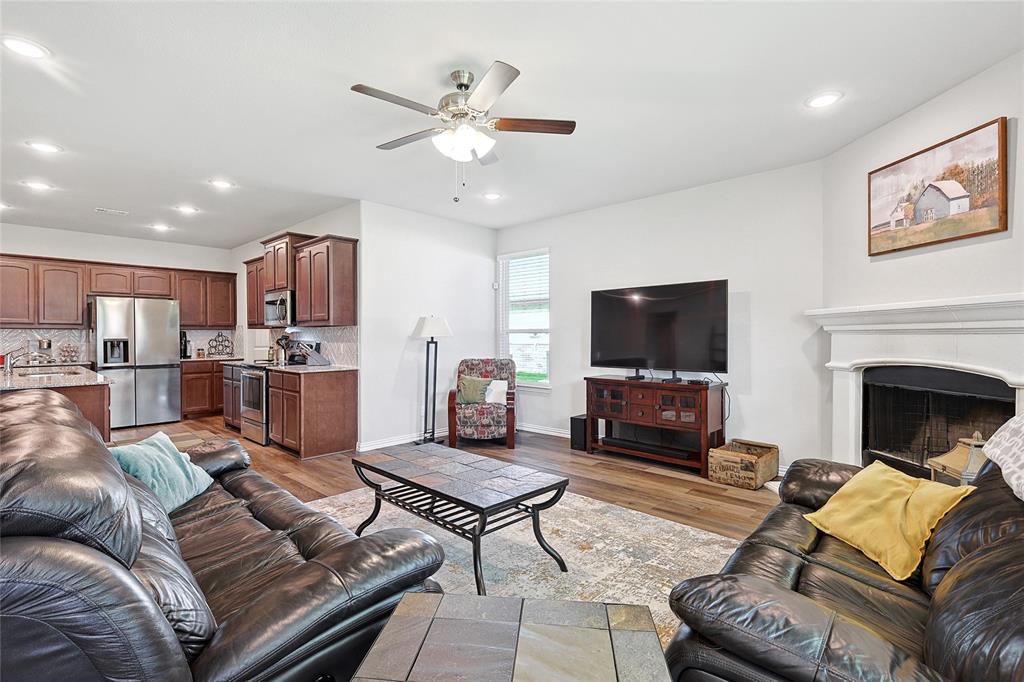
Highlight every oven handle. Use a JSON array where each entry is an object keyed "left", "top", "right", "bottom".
[{"left": 241, "top": 370, "right": 266, "bottom": 381}]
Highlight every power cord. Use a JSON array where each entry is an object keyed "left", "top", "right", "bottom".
[{"left": 712, "top": 372, "right": 731, "bottom": 422}]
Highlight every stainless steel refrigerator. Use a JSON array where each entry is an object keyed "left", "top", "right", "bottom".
[{"left": 92, "top": 296, "right": 181, "bottom": 428}]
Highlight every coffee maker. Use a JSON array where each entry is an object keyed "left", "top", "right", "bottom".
[{"left": 179, "top": 330, "right": 191, "bottom": 359}]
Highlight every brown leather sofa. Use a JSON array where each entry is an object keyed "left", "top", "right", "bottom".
[
  {"left": 666, "top": 458, "right": 1024, "bottom": 681},
  {"left": 0, "top": 389, "right": 445, "bottom": 682}
]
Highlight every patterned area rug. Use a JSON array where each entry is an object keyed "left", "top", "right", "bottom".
[{"left": 308, "top": 488, "right": 739, "bottom": 644}]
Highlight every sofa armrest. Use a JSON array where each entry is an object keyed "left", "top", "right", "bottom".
[
  {"left": 671, "top": 574, "right": 944, "bottom": 682},
  {"left": 185, "top": 438, "right": 251, "bottom": 478},
  {"left": 779, "top": 458, "right": 861, "bottom": 510},
  {"left": 190, "top": 528, "right": 444, "bottom": 682}
]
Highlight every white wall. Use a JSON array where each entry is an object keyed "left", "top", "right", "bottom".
[
  {"left": 822, "top": 51, "right": 1024, "bottom": 306},
  {"left": 0, "top": 222, "right": 235, "bottom": 271},
  {"left": 357, "top": 201, "right": 497, "bottom": 449},
  {"left": 496, "top": 162, "right": 827, "bottom": 467}
]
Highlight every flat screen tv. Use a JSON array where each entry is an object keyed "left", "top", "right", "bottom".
[{"left": 591, "top": 280, "right": 728, "bottom": 374}]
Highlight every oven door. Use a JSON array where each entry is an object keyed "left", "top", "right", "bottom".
[
  {"left": 264, "top": 292, "right": 293, "bottom": 327},
  {"left": 240, "top": 370, "right": 266, "bottom": 422}
]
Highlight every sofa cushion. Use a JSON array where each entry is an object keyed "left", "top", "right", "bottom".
[
  {"left": 0, "top": 404, "right": 103, "bottom": 441},
  {"left": 921, "top": 461, "right": 1024, "bottom": 594},
  {"left": 185, "top": 438, "right": 251, "bottom": 477},
  {"left": 0, "top": 423, "right": 142, "bottom": 568},
  {"left": 0, "top": 388, "right": 78, "bottom": 411},
  {"left": 924, "top": 535, "right": 1024, "bottom": 680},
  {"left": 127, "top": 476, "right": 217, "bottom": 661}
]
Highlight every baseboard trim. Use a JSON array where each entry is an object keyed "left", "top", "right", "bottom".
[
  {"left": 518, "top": 423, "right": 571, "bottom": 439},
  {"left": 357, "top": 428, "right": 448, "bottom": 452}
]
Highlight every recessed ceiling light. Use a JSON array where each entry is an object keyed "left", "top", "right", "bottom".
[
  {"left": 805, "top": 91, "right": 844, "bottom": 109},
  {"left": 0, "top": 203, "right": 11, "bottom": 210},
  {"left": 21, "top": 180, "right": 55, "bottom": 191},
  {"left": 3, "top": 36, "right": 50, "bottom": 59},
  {"left": 176, "top": 205, "right": 199, "bottom": 215},
  {"left": 25, "top": 140, "right": 63, "bottom": 153},
  {"left": 208, "top": 179, "right": 235, "bottom": 190},
  {"left": 482, "top": 192, "right": 502, "bottom": 201},
  {"left": 151, "top": 223, "right": 171, "bottom": 232}
]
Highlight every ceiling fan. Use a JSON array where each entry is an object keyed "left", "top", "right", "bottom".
[{"left": 351, "top": 61, "right": 575, "bottom": 165}]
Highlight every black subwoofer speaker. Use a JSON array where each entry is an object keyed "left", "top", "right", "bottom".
[{"left": 570, "top": 414, "right": 587, "bottom": 451}]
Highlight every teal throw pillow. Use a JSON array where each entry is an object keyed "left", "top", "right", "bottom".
[{"left": 108, "top": 431, "right": 214, "bottom": 512}]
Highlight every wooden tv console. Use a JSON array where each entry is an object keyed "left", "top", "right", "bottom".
[{"left": 584, "top": 375, "right": 726, "bottom": 477}]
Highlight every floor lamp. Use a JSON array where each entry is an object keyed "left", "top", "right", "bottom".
[{"left": 414, "top": 315, "right": 453, "bottom": 444}]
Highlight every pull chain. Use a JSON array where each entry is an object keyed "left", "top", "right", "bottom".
[{"left": 452, "top": 161, "right": 469, "bottom": 203}]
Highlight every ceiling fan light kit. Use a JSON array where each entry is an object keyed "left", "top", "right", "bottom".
[{"left": 351, "top": 60, "right": 575, "bottom": 171}]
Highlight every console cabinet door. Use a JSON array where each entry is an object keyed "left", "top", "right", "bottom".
[
  {"left": 206, "top": 274, "right": 236, "bottom": 328},
  {"left": 0, "top": 257, "right": 37, "bottom": 325},
  {"left": 294, "top": 248, "right": 311, "bottom": 323},
  {"left": 133, "top": 269, "right": 173, "bottom": 297},
  {"left": 37, "top": 261, "right": 86, "bottom": 327},
  {"left": 88, "top": 265, "right": 133, "bottom": 295},
  {"left": 268, "top": 386, "right": 283, "bottom": 443},
  {"left": 176, "top": 272, "right": 207, "bottom": 328}
]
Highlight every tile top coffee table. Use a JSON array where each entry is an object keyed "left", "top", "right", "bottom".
[
  {"left": 352, "top": 442, "right": 569, "bottom": 595},
  {"left": 353, "top": 592, "right": 671, "bottom": 682}
]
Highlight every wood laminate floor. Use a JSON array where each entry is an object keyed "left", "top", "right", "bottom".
[{"left": 111, "top": 416, "right": 778, "bottom": 540}]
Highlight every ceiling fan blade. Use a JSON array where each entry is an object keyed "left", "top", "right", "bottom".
[
  {"left": 474, "top": 150, "right": 499, "bottom": 166},
  {"left": 376, "top": 128, "right": 444, "bottom": 150},
  {"left": 351, "top": 84, "right": 438, "bottom": 116},
  {"left": 492, "top": 118, "right": 576, "bottom": 134},
  {"left": 466, "top": 61, "right": 520, "bottom": 112}
]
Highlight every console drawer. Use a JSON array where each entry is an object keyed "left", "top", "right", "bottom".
[
  {"left": 629, "top": 404, "right": 655, "bottom": 423},
  {"left": 629, "top": 387, "right": 654, "bottom": 405}
]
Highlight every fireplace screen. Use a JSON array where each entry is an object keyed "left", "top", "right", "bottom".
[{"left": 862, "top": 366, "right": 1015, "bottom": 473}]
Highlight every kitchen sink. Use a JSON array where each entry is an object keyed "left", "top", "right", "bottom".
[{"left": 16, "top": 368, "right": 82, "bottom": 378}]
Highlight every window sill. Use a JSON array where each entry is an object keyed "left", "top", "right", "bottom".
[{"left": 517, "top": 382, "right": 552, "bottom": 394}]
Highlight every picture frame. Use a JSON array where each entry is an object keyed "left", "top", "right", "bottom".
[{"left": 867, "top": 117, "right": 1007, "bottom": 256}]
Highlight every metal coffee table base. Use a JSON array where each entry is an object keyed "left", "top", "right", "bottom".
[{"left": 353, "top": 466, "right": 568, "bottom": 595}]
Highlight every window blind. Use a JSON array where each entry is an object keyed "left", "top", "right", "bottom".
[{"left": 497, "top": 250, "right": 550, "bottom": 380}]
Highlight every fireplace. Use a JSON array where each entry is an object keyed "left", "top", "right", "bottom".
[{"left": 861, "top": 366, "right": 1015, "bottom": 477}]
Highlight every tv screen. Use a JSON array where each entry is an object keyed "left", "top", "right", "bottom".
[{"left": 591, "top": 280, "right": 728, "bottom": 373}]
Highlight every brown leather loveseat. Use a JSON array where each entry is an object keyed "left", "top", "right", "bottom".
[
  {"left": 0, "top": 388, "right": 445, "bottom": 682},
  {"left": 666, "top": 458, "right": 1024, "bottom": 681}
]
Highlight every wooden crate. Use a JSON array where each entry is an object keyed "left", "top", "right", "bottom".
[{"left": 708, "top": 439, "right": 780, "bottom": 490}]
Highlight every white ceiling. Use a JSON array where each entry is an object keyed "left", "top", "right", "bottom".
[{"left": 2, "top": 2, "right": 1021, "bottom": 249}]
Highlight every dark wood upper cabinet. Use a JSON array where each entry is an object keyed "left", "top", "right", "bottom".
[
  {"left": 37, "top": 261, "right": 85, "bottom": 327},
  {"left": 292, "top": 235, "right": 357, "bottom": 327},
  {"left": 133, "top": 269, "right": 174, "bottom": 298},
  {"left": 206, "top": 273, "right": 236, "bottom": 328},
  {"left": 260, "top": 232, "right": 313, "bottom": 292},
  {"left": 0, "top": 257, "right": 37, "bottom": 326},
  {"left": 294, "top": 248, "right": 312, "bottom": 323},
  {"left": 175, "top": 271, "right": 207, "bottom": 328},
  {"left": 245, "top": 258, "right": 260, "bottom": 326},
  {"left": 88, "top": 265, "right": 134, "bottom": 295}
]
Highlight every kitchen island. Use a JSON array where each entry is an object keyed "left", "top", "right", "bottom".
[{"left": 0, "top": 367, "right": 113, "bottom": 440}]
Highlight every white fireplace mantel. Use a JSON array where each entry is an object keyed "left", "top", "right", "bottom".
[{"left": 806, "top": 292, "right": 1024, "bottom": 465}]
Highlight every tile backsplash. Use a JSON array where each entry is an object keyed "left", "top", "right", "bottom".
[
  {"left": 184, "top": 329, "right": 242, "bottom": 359},
  {"left": 283, "top": 326, "right": 358, "bottom": 366},
  {"left": 0, "top": 328, "right": 89, "bottom": 363}
]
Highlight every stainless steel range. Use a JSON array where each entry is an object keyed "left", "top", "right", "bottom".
[{"left": 239, "top": 364, "right": 269, "bottom": 445}]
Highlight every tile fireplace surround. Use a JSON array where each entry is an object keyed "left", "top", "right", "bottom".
[{"left": 806, "top": 293, "right": 1024, "bottom": 466}]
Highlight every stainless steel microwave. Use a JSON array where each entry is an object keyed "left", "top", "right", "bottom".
[{"left": 264, "top": 291, "right": 294, "bottom": 327}]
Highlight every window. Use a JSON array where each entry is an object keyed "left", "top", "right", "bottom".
[{"left": 497, "top": 249, "right": 549, "bottom": 386}]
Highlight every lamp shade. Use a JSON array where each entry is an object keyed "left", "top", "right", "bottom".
[{"left": 414, "top": 315, "right": 453, "bottom": 339}]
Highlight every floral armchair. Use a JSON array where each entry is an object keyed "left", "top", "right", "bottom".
[{"left": 447, "top": 358, "right": 517, "bottom": 449}]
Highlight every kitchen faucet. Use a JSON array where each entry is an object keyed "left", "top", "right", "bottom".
[{"left": 2, "top": 349, "right": 54, "bottom": 375}]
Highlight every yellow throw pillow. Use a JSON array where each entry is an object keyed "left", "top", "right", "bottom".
[{"left": 803, "top": 461, "right": 975, "bottom": 581}]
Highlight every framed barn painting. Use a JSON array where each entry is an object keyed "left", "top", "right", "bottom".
[{"left": 868, "top": 117, "right": 1007, "bottom": 256}]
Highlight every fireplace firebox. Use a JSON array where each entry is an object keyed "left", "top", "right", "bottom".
[{"left": 862, "top": 366, "right": 1015, "bottom": 477}]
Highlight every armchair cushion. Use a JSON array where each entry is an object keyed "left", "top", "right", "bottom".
[
  {"left": 455, "top": 402, "right": 508, "bottom": 440},
  {"left": 671, "top": 573, "right": 945, "bottom": 682}
]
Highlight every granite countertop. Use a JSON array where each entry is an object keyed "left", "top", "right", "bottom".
[
  {"left": 269, "top": 364, "right": 359, "bottom": 374},
  {"left": 180, "top": 357, "right": 243, "bottom": 363},
  {"left": 0, "top": 366, "right": 114, "bottom": 391}
]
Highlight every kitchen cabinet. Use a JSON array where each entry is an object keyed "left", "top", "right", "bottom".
[
  {"left": 268, "top": 369, "right": 357, "bottom": 458},
  {"left": 132, "top": 269, "right": 174, "bottom": 298},
  {"left": 37, "top": 261, "right": 86, "bottom": 326},
  {"left": 244, "top": 257, "right": 267, "bottom": 328},
  {"left": 182, "top": 360, "right": 230, "bottom": 417},
  {"left": 88, "top": 265, "right": 134, "bottom": 295},
  {"left": 260, "top": 232, "right": 313, "bottom": 292},
  {"left": 223, "top": 365, "right": 241, "bottom": 428},
  {"left": 175, "top": 271, "right": 236, "bottom": 329},
  {"left": 293, "top": 235, "right": 357, "bottom": 327},
  {"left": 0, "top": 257, "right": 37, "bottom": 326}
]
